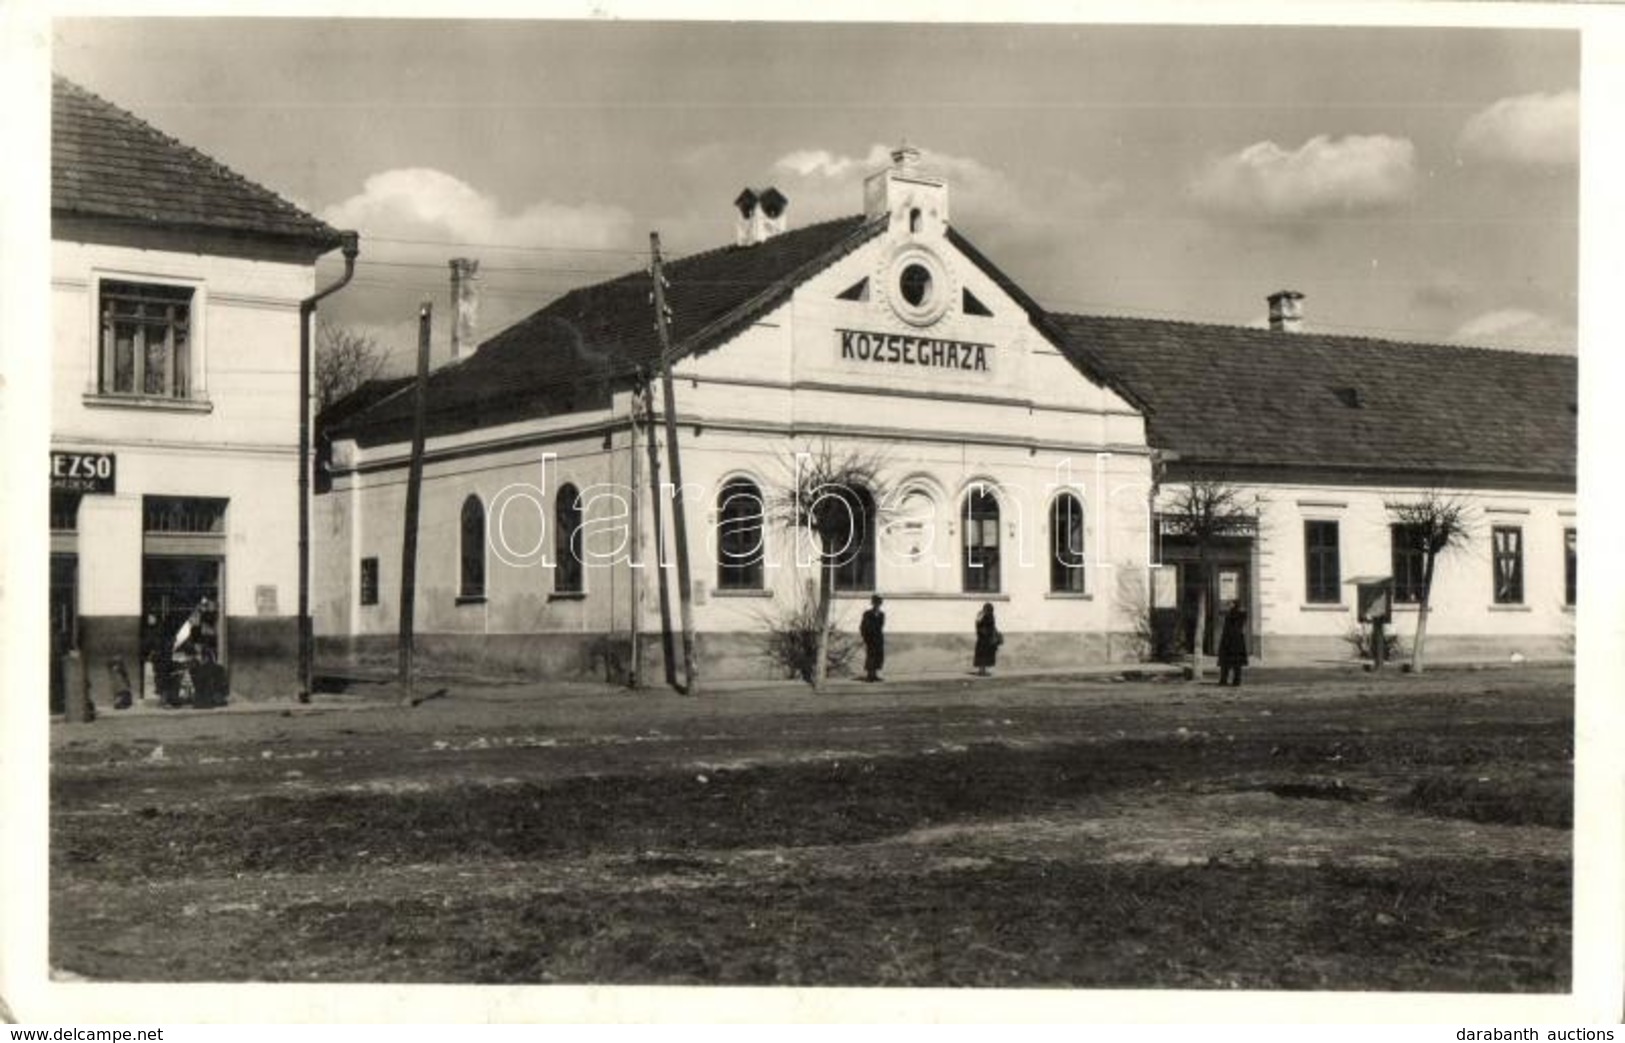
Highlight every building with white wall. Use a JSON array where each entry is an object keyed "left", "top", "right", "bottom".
[
  {"left": 1061, "top": 306, "right": 1577, "bottom": 664},
  {"left": 318, "top": 146, "right": 1157, "bottom": 681},
  {"left": 318, "top": 145, "right": 1576, "bottom": 683},
  {"left": 51, "top": 76, "right": 352, "bottom": 706}
]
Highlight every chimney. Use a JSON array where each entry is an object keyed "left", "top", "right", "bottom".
[
  {"left": 735, "top": 186, "right": 789, "bottom": 246},
  {"left": 1267, "top": 290, "right": 1304, "bottom": 333},
  {"left": 449, "top": 258, "right": 480, "bottom": 360}
]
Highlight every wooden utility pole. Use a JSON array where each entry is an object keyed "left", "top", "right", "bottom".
[
  {"left": 397, "top": 302, "right": 432, "bottom": 704},
  {"left": 650, "top": 234, "right": 698, "bottom": 694},
  {"left": 640, "top": 377, "right": 678, "bottom": 689},
  {"left": 627, "top": 386, "right": 643, "bottom": 689}
]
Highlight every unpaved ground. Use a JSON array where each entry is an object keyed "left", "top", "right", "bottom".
[{"left": 50, "top": 665, "right": 1573, "bottom": 989}]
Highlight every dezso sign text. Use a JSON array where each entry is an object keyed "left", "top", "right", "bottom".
[{"left": 50, "top": 451, "right": 116, "bottom": 494}]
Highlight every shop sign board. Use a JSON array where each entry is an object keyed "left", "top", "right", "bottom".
[{"left": 50, "top": 451, "right": 116, "bottom": 494}]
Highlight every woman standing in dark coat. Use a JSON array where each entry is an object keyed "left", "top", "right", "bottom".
[
  {"left": 1217, "top": 600, "right": 1249, "bottom": 686},
  {"left": 973, "top": 603, "right": 1001, "bottom": 677}
]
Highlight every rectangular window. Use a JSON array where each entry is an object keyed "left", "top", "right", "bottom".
[
  {"left": 1492, "top": 526, "right": 1524, "bottom": 604},
  {"left": 1391, "top": 523, "right": 1427, "bottom": 604},
  {"left": 360, "top": 557, "right": 379, "bottom": 606},
  {"left": 1303, "top": 520, "right": 1341, "bottom": 604},
  {"left": 1564, "top": 528, "right": 1577, "bottom": 607},
  {"left": 50, "top": 491, "right": 82, "bottom": 532},
  {"left": 143, "top": 496, "right": 228, "bottom": 534},
  {"left": 100, "top": 280, "right": 194, "bottom": 399}
]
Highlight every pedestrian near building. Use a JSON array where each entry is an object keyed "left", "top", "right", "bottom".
[
  {"left": 974, "top": 603, "right": 1001, "bottom": 677},
  {"left": 1217, "top": 600, "right": 1249, "bottom": 687},
  {"left": 860, "top": 595, "right": 886, "bottom": 682}
]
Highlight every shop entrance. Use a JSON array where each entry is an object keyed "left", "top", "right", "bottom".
[
  {"left": 142, "top": 555, "right": 222, "bottom": 702},
  {"left": 1178, "top": 560, "right": 1251, "bottom": 656},
  {"left": 1158, "top": 531, "right": 1255, "bottom": 659},
  {"left": 49, "top": 554, "right": 78, "bottom": 713}
]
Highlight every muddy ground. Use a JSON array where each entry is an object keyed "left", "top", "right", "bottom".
[{"left": 49, "top": 665, "right": 1573, "bottom": 989}]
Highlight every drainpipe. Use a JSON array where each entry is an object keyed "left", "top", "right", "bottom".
[{"left": 298, "top": 231, "right": 360, "bottom": 703}]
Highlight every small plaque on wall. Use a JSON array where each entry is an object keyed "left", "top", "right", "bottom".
[{"left": 255, "top": 585, "right": 278, "bottom": 616}]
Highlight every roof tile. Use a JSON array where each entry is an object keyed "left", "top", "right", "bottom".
[{"left": 51, "top": 75, "right": 341, "bottom": 248}]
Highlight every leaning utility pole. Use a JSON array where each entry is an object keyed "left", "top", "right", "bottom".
[
  {"left": 650, "top": 233, "right": 698, "bottom": 694},
  {"left": 397, "top": 302, "right": 432, "bottom": 705}
]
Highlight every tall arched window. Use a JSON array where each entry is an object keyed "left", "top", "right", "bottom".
[
  {"left": 962, "top": 486, "right": 1001, "bottom": 593},
  {"left": 555, "top": 483, "right": 584, "bottom": 594},
  {"left": 830, "top": 485, "right": 877, "bottom": 593},
  {"left": 1051, "top": 493, "right": 1086, "bottom": 593},
  {"left": 717, "top": 478, "right": 765, "bottom": 590},
  {"left": 459, "top": 494, "right": 486, "bottom": 599}
]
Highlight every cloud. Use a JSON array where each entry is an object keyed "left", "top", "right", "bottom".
[
  {"left": 1457, "top": 91, "right": 1578, "bottom": 167},
  {"left": 774, "top": 147, "right": 883, "bottom": 181},
  {"left": 1189, "top": 135, "right": 1416, "bottom": 219},
  {"left": 321, "top": 168, "right": 636, "bottom": 252},
  {"left": 1410, "top": 271, "right": 1471, "bottom": 312},
  {"left": 1453, "top": 308, "right": 1576, "bottom": 354},
  {"left": 766, "top": 144, "right": 1120, "bottom": 231}
]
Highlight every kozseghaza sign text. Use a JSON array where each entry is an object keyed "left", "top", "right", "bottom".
[{"left": 838, "top": 329, "right": 993, "bottom": 373}]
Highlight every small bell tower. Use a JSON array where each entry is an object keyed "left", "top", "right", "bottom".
[{"left": 863, "top": 142, "right": 949, "bottom": 237}]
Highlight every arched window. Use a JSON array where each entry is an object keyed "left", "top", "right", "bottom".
[
  {"left": 555, "top": 484, "right": 584, "bottom": 594},
  {"left": 459, "top": 495, "right": 486, "bottom": 599},
  {"left": 717, "top": 478, "right": 765, "bottom": 590},
  {"left": 962, "top": 486, "right": 1001, "bottom": 593},
  {"left": 830, "top": 485, "right": 877, "bottom": 593},
  {"left": 1051, "top": 493, "right": 1086, "bottom": 593}
]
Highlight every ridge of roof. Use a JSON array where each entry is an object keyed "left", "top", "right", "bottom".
[
  {"left": 329, "top": 214, "right": 883, "bottom": 445},
  {"left": 1049, "top": 309, "right": 1576, "bottom": 483},
  {"left": 1048, "top": 309, "right": 1577, "bottom": 363},
  {"left": 52, "top": 74, "right": 343, "bottom": 249},
  {"left": 945, "top": 228, "right": 1153, "bottom": 415}
]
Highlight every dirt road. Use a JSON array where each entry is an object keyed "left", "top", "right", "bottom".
[{"left": 50, "top": 665, "right": 1573, "bottom": 989}]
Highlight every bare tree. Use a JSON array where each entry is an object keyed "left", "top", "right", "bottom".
[
  {"left": 1159, "top": 479, "right": 1257, "bottom": 682},
  {"left": 1386, "top": 490, "right": 1474, "bottom": 674},
  {"left": 766, "top": 442, "right": 889, "bottom": 690},
  {"left": 315, "top": 320, "right": 388, "bottom": 414}
]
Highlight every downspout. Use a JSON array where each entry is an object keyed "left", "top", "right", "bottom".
[{"left": 298, "top": 231, "right": 360, "bottom": 703}]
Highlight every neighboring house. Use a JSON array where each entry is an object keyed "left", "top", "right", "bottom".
[
  {"left": 51, "top": 75, "right": 352, "bottom": 707},
  {"left": 1057, "top": 307, "right": 1577, "bottom": 663},
  {"left": 317, "top": 145, "right": 1576, "bottom": 682},
  {"left": 317, "top": 146, "right": 1158, "bottom": 681}
]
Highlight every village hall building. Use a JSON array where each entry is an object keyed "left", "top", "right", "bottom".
[
  {"left": 51, "top": 76, "right": 354, "bottom": 707},
  {"left": 317, "top": 145, "right": 1577, "bottom": 685}
]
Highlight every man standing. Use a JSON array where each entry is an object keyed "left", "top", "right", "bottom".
[{"left": 860, "top": 594, "right": 886, "bottom": 683}]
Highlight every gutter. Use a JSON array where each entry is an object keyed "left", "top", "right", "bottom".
[{"left": 297, "top": 231, "right": 360, "bottom": 702}]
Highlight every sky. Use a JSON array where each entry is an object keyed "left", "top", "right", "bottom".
[{"left": 50, "top": 17, "right": 1580, "bottom": 371}]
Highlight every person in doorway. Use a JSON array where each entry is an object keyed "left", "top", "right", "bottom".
[
  {"left": 973, "top": 603, "right": 1001, "bottom": 677},
  {"left": 1217, "top": 600, "right": 1249, "bottom": 687},
  {"left": 860, "top": 595, "right": 886, "bottom": 683}
]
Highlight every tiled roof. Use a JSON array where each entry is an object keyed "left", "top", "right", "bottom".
[
  {"left": 52, "top": 76, "right": 342, "bottom": 248},
  {"left": 334, "top": 215, "right": 887, "bottom": 445},
  {"left": 1051, "top": 313, "right": 1577, "bottom": 485}
]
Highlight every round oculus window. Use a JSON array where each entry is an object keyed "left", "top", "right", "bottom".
[
  {"left": 899, "top": 263, "right": 933, "bottom": 307},
  {"left": 880, "top": 247, "right": 955, "bottom": 327}
]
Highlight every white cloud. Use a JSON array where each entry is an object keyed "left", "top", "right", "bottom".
[
  {"left": 1453, "top": 308, "right": 1576, "bottom": 354},
  {"left": 321, "top": 168, "right": 635, "bottom": 252},
  {"left": 767, "top": 144, "right": 1119, "bottom": 229},
  {"left": 1189, "top": 135, "right": 1416, "bottom": 219},
  {"left": 1458, "top": 91, "right": 1578, "bottom": 167},
  {"left": 774, "top": 147, "right": 886, "bottom": 180}
]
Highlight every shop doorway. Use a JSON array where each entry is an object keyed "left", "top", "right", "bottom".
[
  {"left": 1178, "top": 561, "right": 1250, "bottom": 656},
  {"left": 142, "top": 555, "right": 222, "bottom": 701},
  {"left": 49, "top": 553, "right": 78, "bottom": 713}
]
